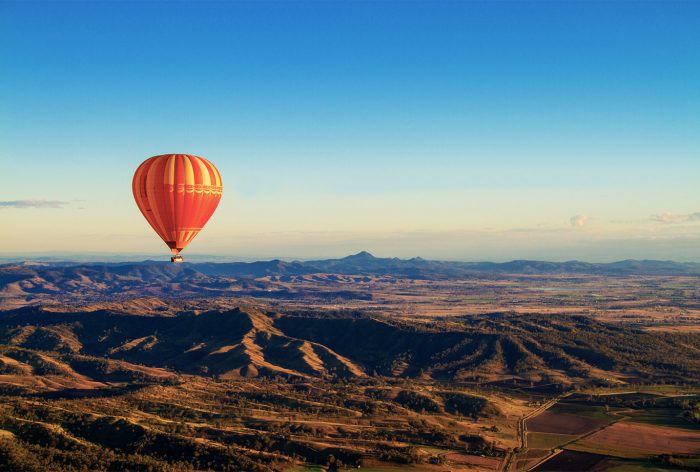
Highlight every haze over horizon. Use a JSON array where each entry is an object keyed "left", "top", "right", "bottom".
[
  {"left": 2, "top": 1, "right": 699, "bottom": 262},
  {"left": 2, "top": 250, "right": 700, "bottom": 267}
]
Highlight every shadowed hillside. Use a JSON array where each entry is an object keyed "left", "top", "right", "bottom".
[{"left": 1, "top": 304, "right": 698, "bottom": 391}]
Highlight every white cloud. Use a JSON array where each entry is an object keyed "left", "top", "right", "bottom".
[
  {"left": 651, "top": 212, "right": 700, "bottom": 224},
  {"left": 0, "top": 200, "right": 70, "bottom": 209},
  {"left": 570, "top": 214, "right": 589, "bottom": 227}
]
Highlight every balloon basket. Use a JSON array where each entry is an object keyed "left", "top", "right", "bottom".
[{"left": 171, "top": 255, "right": 184, "bottom": 263}]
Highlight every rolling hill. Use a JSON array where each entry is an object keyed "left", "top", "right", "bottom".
[{"left": 1, "top": 303, "right": 698, "bottom": 394}]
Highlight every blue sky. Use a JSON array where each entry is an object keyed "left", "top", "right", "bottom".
[{"left": 1, "top": 1, "right": 699, "bottom": 261}]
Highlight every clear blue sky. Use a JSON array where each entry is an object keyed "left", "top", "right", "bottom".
[{"left": 1, "top": 1, "right": 699, "bottom": 261}]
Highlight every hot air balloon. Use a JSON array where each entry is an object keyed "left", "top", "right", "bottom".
[{"left": 132, "top": 154, "right": 223, "bottom": 262}]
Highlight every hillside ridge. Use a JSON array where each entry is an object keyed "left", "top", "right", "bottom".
[{"left": 1, "top": 303, "right": 698, "bottom": 394}]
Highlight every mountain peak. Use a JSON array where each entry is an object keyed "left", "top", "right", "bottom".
[{"left": 345, "top": 251, "right": 375, "bottom": 260}]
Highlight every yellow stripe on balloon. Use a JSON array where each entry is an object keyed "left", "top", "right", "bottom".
[
  {"left": 165, "top": 154, "right": 176, "bottom": 187},
  {"left": 183, "top": 155, "right": 195, "bottom": 188},
  {"left": 210, "top": 162, "right": 221, "bottom": 188},
  {"left": 214, "top": 163, "right": 222, "bottom": 187},
  {"left": 193, "top": 156, "right": 212, "bottom": 186},
  {"left": 203, "top": 157, "right": 221, "bottom": 187}
]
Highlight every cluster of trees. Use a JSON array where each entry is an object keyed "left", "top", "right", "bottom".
[
  {"left": 459, "top": 434, "right": 502, "bottom": 457},
  {"left": 0, "top": 437, "right": 191, "bottom": 472},
  {"left": 377, "top": 445, "right": 421, "bottom": 464},
  {"left": 655, "top": 454, "right": 700, "bottom": 471},
  {"left": 440, "top": 392, "right": 488, "bottom": 417},
  {"left": 682, "top": 401, "right": 700, "bottom": 425},
  {"left": 0, "top": 407, "right": 272, "bottom": 471},
  {"left": 581, "top": 392, "right": 700, "bottom": 417},
  {"left": 393, "top": 390, "right": 441, "bottom": 413}
]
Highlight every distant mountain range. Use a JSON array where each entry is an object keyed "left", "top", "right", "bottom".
[
  {"left": 7, "top": 251, "right": 700, "bottom": 276},
  {"left": 2, "top": 252, "right": 699, "bottom": 309}
]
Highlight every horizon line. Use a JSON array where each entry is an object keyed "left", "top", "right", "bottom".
[{"left": 1, "top": 251, "right": 698, "bottom": 266}]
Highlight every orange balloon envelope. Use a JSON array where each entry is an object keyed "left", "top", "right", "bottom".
[{"left": 132, "top": 154, "right": 223, "bottom": 261}]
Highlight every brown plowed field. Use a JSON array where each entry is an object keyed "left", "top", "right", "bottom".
[
  {"left": 580, "top": 421, "right": 700, "bottom": 455},
  {"left": 443, "top": 453, "right": 501, "bottom": 470},
  {"left": 513, "top": 449, "right": 549, "bottom": 472},
  {"left": 532, "top": 450, "right": 611, "bottom": 471},
  {"left": 527, "top": 411, "right": 609, "bottom": 435}
]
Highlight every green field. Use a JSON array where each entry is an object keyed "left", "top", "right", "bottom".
[
  {"left": 547, "top": 400, "right": 624, "bottom": 419},
  {"left": 527, "top": 389, "right": 700, "bottom": 472},
  {"left": 527, "top": 431, "right": 578, "bottom": 449},
  {"left": 626, "top": 408, "right": 700, "bottom": 430}
]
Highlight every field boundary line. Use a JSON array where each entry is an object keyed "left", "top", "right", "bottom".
[
  {"left": 526, "top": 447, "right": 563, "bottom": 471},
  {"left": 520, "top": 406, "right": 631, "bottom": 471},
  {"left": 502, "top": 392, "right": 569, "bottom": 471}
]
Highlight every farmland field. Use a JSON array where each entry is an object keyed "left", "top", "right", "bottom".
[
  {"left": 527, "top": 410, "right": 613, "bottom": 435},
  {"left": 441, "top": 453, "right": 501, "bottom": 470},
  {"left": 531, "top": 450, "right": 613, "bottom": 471},
  {"left": 527, "top": 431, "right": 578, "bottom": 449},
  {"left": 522, "top": 390, "right": 700, "bottom": 471},
  {"left": 531, "top": 451, "right": 687, "bottom": 472},
  {"left": 626, "top": 408, "right": 700, "bottom": 430},
  {"left": 576, "top": 421, "right": 700, "bottom": 455},
  {"left": 512, "top": 449, "right": 551, "bottom": 472}
]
